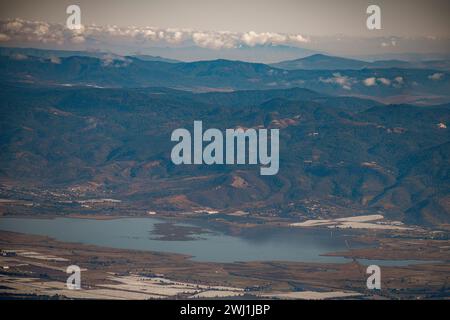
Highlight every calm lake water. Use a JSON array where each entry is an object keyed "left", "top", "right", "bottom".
[{"left": 0, "top": 217, "right": 429, "bottom": 266}]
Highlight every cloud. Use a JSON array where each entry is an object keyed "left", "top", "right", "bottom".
[
  {"left": 428, "top": 73, "right": 444, "bottom": 81},
  {"left": 364, "top": 77, "right": 402, "bottom": 87},
  {"left": 192, "top": 31, "right": 237, "bottom": 49},
  {"left": 381, "top": 38, "right": 397, "bottom": 48},
  {"left": 100, "top": 53, "right": 132, "bottom": 67},
  {"left": 240, "top": 31, "right": 308, "bottom": 47},
  {"left": 70, "top": 35, "right": 85, "bottom": 44},
  {"left": 394, "top": 76, "right": 403, "bottom": 84},
  {"left": 288, "top": 34, "right": 309, "bottom": 44},
  {"left": 377, "top": 78, "right": 391, "bottom": 86},
  {"left": 5, "top": 20, "right": 24, "bottom": 32},
  {"left": 363, "top": 77, "right": 376, "bottom": 86},
  {"left": 10, "top": 53, "right": 27, "bottom": 60},
  {"left": 0, "top": 18, "right": 309, "bottom": 50},
  {"left": 0, "top": 18, "right": 75, "bottom": 45},
  {"left": 0, "top": 33, "right": 10, "bottom": 41},
  {"left": 393, "top": 76, "right": 404, "bottom": 87},
  {"left": 320, "top": 73, "right": 354, "bottom": 90},
  {"left": 50, "top": 55, "right": 61, "bottom": 64}
]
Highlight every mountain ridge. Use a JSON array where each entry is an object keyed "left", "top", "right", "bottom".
[
  {"left": 1, "top": 52, "right": 449, "bottom": 105},
  {"left": 0, "top": 85, "right": 448, "bottom": 226}
]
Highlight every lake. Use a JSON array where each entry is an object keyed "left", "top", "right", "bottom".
[{"left": 0, "top": 217, "right": 428, "bottom": 266}]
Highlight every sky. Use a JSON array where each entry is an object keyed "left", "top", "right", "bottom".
[
  {"left": 0, "top": 0, "right": 449, "bottom": 60},
  {"left": 1, "top": 0, "right": 449, "bottom": 37}
]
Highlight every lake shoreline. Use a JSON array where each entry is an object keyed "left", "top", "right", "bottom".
[
  {"left": 1, "top": 229, "right": 449, "bottom": 299},
  {"left": 1, "top": 215, "right": 448, "bottom": 266}
]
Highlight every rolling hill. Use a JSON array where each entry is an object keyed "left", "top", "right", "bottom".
[
  {"left": 0, "top": 53, "right": 449, "bottom": 105},
  {"left": 0, "top": 84, "right": 448, "bottom": 226}
]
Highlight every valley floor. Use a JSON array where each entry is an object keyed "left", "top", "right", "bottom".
[{"left": 0, "top": 225, "right": 449, "bottom": 300}]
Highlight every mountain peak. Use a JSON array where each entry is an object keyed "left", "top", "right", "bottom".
[{"left": 271, "top": 54, "right": 369, "bottom": 70}]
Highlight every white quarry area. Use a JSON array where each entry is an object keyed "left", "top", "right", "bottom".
[
  {"left": 0, "top": 271, "right": 245, "bottom": 300},
  {"left": 0, "top": 268, "right": 364, "bottom": 300},
  {"left": 259, "top": 290, "right": 362, "bottom": 300},
  {"left": 290, "top": 214, "right": 412, "bottom": 230},
  {"left": 14, "top": 250, "right": 69, "bottom": 262}
]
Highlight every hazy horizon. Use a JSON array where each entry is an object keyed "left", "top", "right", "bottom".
[{"left": 0, "top": 0, "right": 449, "bottom": 61}]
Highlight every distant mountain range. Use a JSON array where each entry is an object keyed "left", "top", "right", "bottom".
[
  {"left": 0, "top": 45, "right": 318, "bottom": 64},
  {"left": 271, "top": 54, "right": 450, "bottom": 71},
  {"left": 136, "top": 44, "right": 318, "bottom": 63},
  {"left": 0, "top": 47, "right": 180, "bottom": 63},
  {"left": 132, "top": 55, "right": 180, "bottom": 63},
  {"left": 0, "top": 47, "right": 449, "bottom": 227},
  {"left": 0, "top": 49, "right": 449, "bottom": 105}
]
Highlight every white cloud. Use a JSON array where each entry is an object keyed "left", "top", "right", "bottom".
[
  {"left": 394, "top": 76, "right": 404, "bottom": 84},
  {"left": 428, "top": 73, "right": 444, "bottom": 81},
  {"left": 0, "top": 33, "right": 10, "bottom": 41},
  {"left": 0, "top": 18, "right": 309, "bottom": 50},
  {"left": 363, "top": 77, "right": 376, "bottom": 86},
  {"left": 0, "top": 18, "right": 69, "bottom": 44},
  {"left": 381, "top": 38, "right": 397, "bottom": 48},
  {"left": 364, "top": 77, "right": 401, "bottom": 87},
  {"left": 10, "top": 53, "right": 27, "bottom": 60},
  {"left": 50, "top": 55, "right": 61, "bottom": 64},
  {"left": 377, "top": 77, "right": 391, "bottom": 86},
  {"left": 70, "top": 35, "right": 85, "bottom": 44},
  {"left": 100, "top": 53, "right": 131, "bottom": 67},
  {"left": 288, "top": 34, "right": 309, "bottom": 44},
  {"left": 5, "top": 20, "right": 23, "bottom": 32},
  {"left": 320, "top": 73, "right": 354, "bottom": 90},
  {"left": 240, "top": 31, "right": 309, "bottom": 47},
  {"left": 192, "top": 31, "right": 237, "bottom": 49},
  {"left": 393, "top": 76, "right": 404, "bottom": 87}
]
